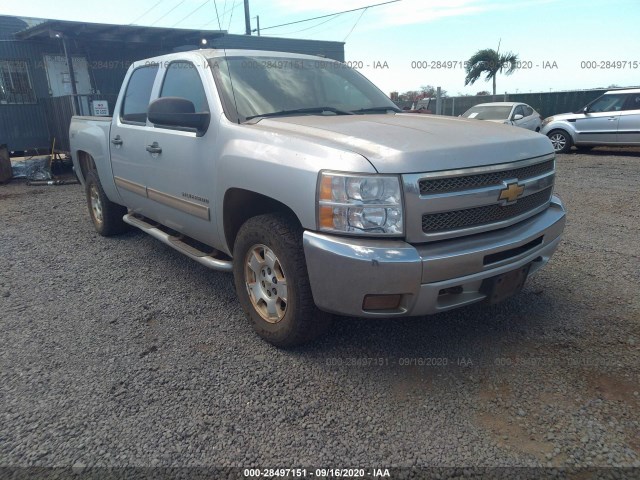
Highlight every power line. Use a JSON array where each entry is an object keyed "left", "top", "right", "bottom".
[
  {"left": 213, "top": 0, "right": 222, "bottom": 30},
  {"left": 343, "top": 7, "right": 368, "bottom": 41},
  {"left": 262, "top": 13, "right": 345, "bottom": 36},
  {"left": 129, "top": 0, "right": 164, "bottom": 25},
  {"left": 150, "top": 0, "right": 186, "bottom": 26},
  {"left": 172, "top": 0, "right": 210, "bottom": 27},
  {"left": 200, "top": 0, "right": 241, "bottom": 28},
  {"left": 221, "top": 0, "right": 228, "bottom": 27},
  {"left": 227, "top": 0, "right": 238, "bottom": 30},
  {"left": 257, "top": 0, "right": 401, "bottom": 32}
]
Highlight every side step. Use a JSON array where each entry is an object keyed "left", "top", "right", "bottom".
[{"left": 123, "top": 214, "right": 233, "bottom": 272}]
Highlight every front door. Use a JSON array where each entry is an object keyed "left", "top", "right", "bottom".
[
  {"left": 574, "top": 93, "right": 626, "bottom": 144},
  {"left": 43, "top": 55, "right": 93, "bottom": 114},
  {"left": 143, "top": 60, "right": 219, "bottom": 247}
]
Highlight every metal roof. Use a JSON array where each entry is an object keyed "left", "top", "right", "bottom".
[{"left": 14, "top": 18, "right": 227, "bottom": 44}]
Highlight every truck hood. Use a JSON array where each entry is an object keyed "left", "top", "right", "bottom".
[{"left": 255, "top": 113, "right": 553, "bottom": 174}]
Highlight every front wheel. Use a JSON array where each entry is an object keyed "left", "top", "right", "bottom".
[
  {"left": 233, "top": 213, "right": 331, "bottom": 347},
  {"left": 547, "top": 130, "right": 572, "bottom": 154}
]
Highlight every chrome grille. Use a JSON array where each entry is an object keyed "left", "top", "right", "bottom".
[
  {"left": 419, "top": 159, "right": 554, "bottom": 195},
  {"left": 422, "top": 187, "right": 553, "bottom": 233}
]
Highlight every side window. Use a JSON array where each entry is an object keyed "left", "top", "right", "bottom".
[
  {"left": 513, "top": 105, "right": 525, "bottom": 118},
  {"left": 588, "top": 94, "right": 626, "bottom": 113},
  {"left": 523, "top": 105, "right": 534, "bottom": 116},
  {"left": 160, "top": 62, "right": 209, "bottom": 112},
  {"left": 622, "top": 94, "right": 640, "bottom": 111},
  {"left": 121, "top": 65, "right": 158, "bottom": 124}
]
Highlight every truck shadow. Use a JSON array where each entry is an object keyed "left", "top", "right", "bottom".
[
  {"left": 295, "top": 286, "right": 561, "bottom": 366},
  {"left": 564, "top": 146, "right": 640, "bottom": 157}
]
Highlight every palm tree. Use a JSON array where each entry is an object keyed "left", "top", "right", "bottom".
[{"left": 464, "top": 48, "right": 518, "bottom": 99}]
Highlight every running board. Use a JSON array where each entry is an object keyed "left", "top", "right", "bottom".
[{"left": 123, "top": 214, "right": 233, "bottom": 272}]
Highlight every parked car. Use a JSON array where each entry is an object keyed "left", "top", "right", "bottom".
[
  {"left": 405, "top": 98, "right": 433, "bottom": 114},
  {"left": 541, "top": 88, "right": 640, "bottom": 153},
  {"left": 69, "top": 49, "right": 565, "bottom": 347},
  {"left": 462, "top": 102, "right": 543, "bottom": 131}
]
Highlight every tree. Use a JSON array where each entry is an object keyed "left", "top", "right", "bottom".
[
  {"left": 476, "top": 90, "right": 491, "bottom": 96},
  {"left": 419, "top": 85, "right": 447, "bottom": 98},
  {"left": 464, "top": 48, "right": 518, "bottom": 98},
  {"left": 397, "top": 90, "right": 421, "bottom": 103}
]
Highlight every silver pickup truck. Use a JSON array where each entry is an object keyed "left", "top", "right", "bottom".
[{"left": 70, "top": 49, "right": 566, "bottom": 347}]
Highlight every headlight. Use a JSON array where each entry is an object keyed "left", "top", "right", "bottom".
[
  {"left": 541, "top": 116, "right": 554, "bottom": 127},
  {"left": 317, "top": 172, "right": 404, "bottom": 236}
]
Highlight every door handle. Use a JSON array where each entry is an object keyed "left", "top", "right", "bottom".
[
  {"left": 111, "top": 136, "right": 123, "bottom": 145},
  {"left": 146, "top": 142, "right": 162, "bottom": 154}
]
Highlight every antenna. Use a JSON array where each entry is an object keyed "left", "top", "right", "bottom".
[{"left": 213, "top": 0, "right": 241, "bottom": 123}]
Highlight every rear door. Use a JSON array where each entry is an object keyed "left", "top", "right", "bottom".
[
  {"left": 110, "top": 64, "right": 159, "bottom": 213},
  {"left": 617, "top": 93, "right": 640, "bottom": 144},
  {"left": 574, "top": 93, "right": 626, "bottom": 143},
  {"left": 143, "top": 60, "right": 219, "bottom": 246}
]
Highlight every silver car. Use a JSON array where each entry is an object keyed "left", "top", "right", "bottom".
[
  {"left": 461, "top": 102, "right": 543, "bottom": 131},
  {"left": 541, "top": 88, "right": 640, "bottom": 153}
]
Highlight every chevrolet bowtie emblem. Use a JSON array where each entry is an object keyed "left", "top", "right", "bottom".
[{"left": 498, "top": 182, "right": 525, "bottom": 203}]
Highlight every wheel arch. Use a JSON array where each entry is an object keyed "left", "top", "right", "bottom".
[
  {"left": 223, "top": 188, "right": 302, "bottom": 254},
  {"left": 75, "top": 150, "right": 97, "bottom": 184},
  {"left": 547, "top": 128, "right": 574, "bottom": 153}
]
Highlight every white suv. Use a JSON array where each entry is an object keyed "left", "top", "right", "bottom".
[{"left": 540, "top": 88, "right": 640, "bottom": 153}]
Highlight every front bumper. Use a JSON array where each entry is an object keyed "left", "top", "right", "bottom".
[{"left": 303, "top": 196, "right": 566, "bottom": 317}]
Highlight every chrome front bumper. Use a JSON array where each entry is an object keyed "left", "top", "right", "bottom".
[{"left": 303, "top": 196, "right": 566, "bottom": 317}]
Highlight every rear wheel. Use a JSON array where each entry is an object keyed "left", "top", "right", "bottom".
[
  {"left": 233, "top": 213, "right": 331, "bottom": 347},
  {"left": 85, "top": 170, "right": 128, "bottom": 236},
  {"left": 547, "top": 129, "right": 572, "bottom": 153}
]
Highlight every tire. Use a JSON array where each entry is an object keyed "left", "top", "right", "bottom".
[
  {"left": 547, "top": 129, "right": 572, "bottom": 154},
  {"left": 85, "top": 170, "right": 128, "bottom": 236},
  {"left": 232, "top": 213, "right": 331, "bottom": 347}
]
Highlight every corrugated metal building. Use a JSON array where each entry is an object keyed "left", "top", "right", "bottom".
[{"left": 0, "top": 15, "right": 345, "bottom": 153}]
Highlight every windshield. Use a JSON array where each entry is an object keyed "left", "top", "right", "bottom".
[
  {"left": 209, "top": 56, "right": 399, "bottom": 122},
  {"left": 462, "top": 105, "right": 512, "bottom": 120}
]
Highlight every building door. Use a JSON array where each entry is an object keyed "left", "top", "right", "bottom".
[{"left": 43, "top": 55, "right": 93, "bottom": 114}]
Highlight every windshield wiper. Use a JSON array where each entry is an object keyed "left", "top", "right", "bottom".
[
  {"left": 245, "top": 107, "right": 355, "bottom": 121},
  {"left": 350, "top": 106, "right": 401, "bottom": 114}
]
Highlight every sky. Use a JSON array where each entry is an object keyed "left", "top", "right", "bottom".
[{"left": 1, "top": 0, "right": 639, "bottom": 96}]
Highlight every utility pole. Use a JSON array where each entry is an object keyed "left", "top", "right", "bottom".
[
  {"left": 244, "top": 0, "right": 251, "bottom": 35},
  {"left": 256, "top": 15, "right": 260, "bottom": 36}
]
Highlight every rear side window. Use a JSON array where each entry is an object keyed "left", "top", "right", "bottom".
[
  {"left": 121, "top": 65, "right": 158, "bottom": 124},
  {"left": 622, "top": 94, "right": 640, "bottom": 111},
  {"left": 160, "top": 62, "right": 209, "bottom": 112},
  {"left": 523, "top": 105, "right": 534, "bottom": 116}
]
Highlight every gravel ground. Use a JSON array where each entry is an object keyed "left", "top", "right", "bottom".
[{"left": 1, "top": 148, "right": 639, "bottom": 475}]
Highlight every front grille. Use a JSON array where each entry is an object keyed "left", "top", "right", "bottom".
[
  {"left": 422, "top": 187, "right": 553, "bottom": 233},
  {"left": 419, "top": 159, "right": 554, "bottom": 195}
]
